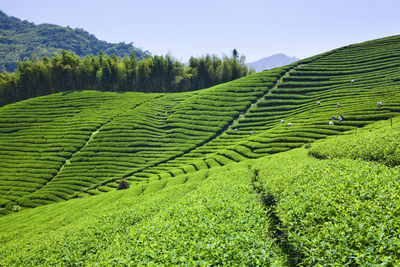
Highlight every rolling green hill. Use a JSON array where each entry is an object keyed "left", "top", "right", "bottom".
[
  {"left": 1, "top": 35, "right": 400, "bottom": 265},
  {"left": 0, "top": 10, "right": 149, "bottom": 72}
]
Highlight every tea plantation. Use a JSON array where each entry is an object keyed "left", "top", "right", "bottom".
[{"left": 1, "top": 35, "right": 400, "bottom": 265}]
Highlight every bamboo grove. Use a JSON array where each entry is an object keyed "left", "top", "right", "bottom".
[{"left": 0, "top": 49, "right": 253, "bottom": 106}]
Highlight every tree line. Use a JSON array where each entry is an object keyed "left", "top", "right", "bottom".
[{"left": 0, "top": 49, "right": 253, "bottom": 106}]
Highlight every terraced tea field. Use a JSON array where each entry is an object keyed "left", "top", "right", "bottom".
[
  {"left": 1, "top": 34, "right": 400, "bottom": 265},
  {"left": 1, "top": 35, "right": 400, "bottom": 214},
  {"left": 1, "top": 116, "right": 399, "bottom": 265}
]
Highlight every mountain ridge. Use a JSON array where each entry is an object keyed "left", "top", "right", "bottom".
[
  {"left": 247, "top": 53, "right": 300, "bottom": 72},
  {"left": 0, "top": 10, "right": 149, "bottom": 72}
]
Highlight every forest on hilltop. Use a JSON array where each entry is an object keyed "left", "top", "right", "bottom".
[
  {"left": 0, "top": 10, "right": 253, "bottom": 106},
  {"left": 0, "top": 10, "right": 149, "bottom": 72},
  {"left": 0, "top": 49, "right": 253, "bottom": 106}
]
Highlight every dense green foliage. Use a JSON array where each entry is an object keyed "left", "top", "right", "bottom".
[
  {"left": 1, "top": 139, "right": 400, "bottom": 264},
  {"left": 0, "top": 10, "right": 148, "bottom": 72},
  {"left": 0, "top": 162, "right": 288, "bottom": 265},
  {"left": 1, "top": 35, "right": 400, "bottom": 265},
  {"left": 0, "top": 91, "right": 159, "bottom": 210},
  {"left": 0, "top": 67, "right": 273, "bottom": 211},
  {"left": 1, "top": 35, "right": 400, "bottom": 214},
  {"left": 256, "top": 148, "right": 400, "bottom": 265},
  {"left": 309, "top": 117, "right": 400, "bottom": 166},
  {"left": 0, "top": 49, "right": 252, "bottom": 106}
]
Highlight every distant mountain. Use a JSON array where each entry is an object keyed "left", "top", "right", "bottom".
[
  {"left": 247, "top": 53, "right": 300, "bottom": 72},
  {"left": 0, "top": 10, "right": 149, "bottom": 72}
]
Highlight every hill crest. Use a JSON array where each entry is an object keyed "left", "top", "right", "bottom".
[{"left": 0, "top": 10, "right": 149, "bottom": 72}]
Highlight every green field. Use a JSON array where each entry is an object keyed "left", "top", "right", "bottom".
[{"left": 1, "top": 35, "right": 400, "bottom": 265}]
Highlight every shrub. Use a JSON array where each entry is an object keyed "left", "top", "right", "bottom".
[{"left": 117, "top": 179, "right": 130, "bottom": 190}]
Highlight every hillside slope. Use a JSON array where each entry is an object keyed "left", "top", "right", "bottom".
[
  {"left": 1, "top": 116, "right": 400, "bottom": 265},
  {"left": 1, "top": 35, "right": 400, "bottom": 214},
  {"left": 0, "top": 10, "right": 148, "bottom": 72}
]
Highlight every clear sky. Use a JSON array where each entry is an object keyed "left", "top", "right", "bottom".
[{"left": 1, "top": 0, "right": 400, "bottom": 62}]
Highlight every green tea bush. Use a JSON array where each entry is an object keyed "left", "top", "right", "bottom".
[
  {"left": 309, "top": 118, "right": 400, "bottom": 166},
  {"left": 254, "top": 147, "right": 400, "bottom": 265},
  {"left": 0, "top": 164, "right": 286, "bottom": 265}
]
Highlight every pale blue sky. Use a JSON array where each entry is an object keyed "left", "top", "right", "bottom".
[{"left": 1, "top": 0, "right": 400, "bottom": 62}]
